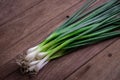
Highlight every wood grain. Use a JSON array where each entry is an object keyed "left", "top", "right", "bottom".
[
  {"left": 0, "top": 0, "right": 43, "bottom": 26},
  {"left": 0, "top": 0, "right": 82, "bottom": 79},
  {"left": 0, "top": 0, "right": 120, "bottom": 80},
  {"left": 0, "top": 0, "right": 81, "bottom": 67},
  {"left": 0, "top": 0, "right": 80, "bottom": 53},
  {"left": 2, "top": 39, "right": 118, "bottom": 80},
  {"left": 66, "top": 38, "right": 120, "bottom": 80}
]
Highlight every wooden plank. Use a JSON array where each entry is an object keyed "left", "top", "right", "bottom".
[
  {"left": 0, "top": 0, "right": 81, "bottom": 67},
  {"left": 0, "top": 0, "right": 113, "bottom": 80},
  {"left": 3, "top": 71, "right": 30, "bottom": 80},
  {"left": 66, "top": 39, "right": 120, "bottom": 80},
  {"left": 34, "top": 40, "right": 117, "bottom": 80},
  {"left": 0, "top": 60, "right": 19, "bottom": 80},
  {"left": 3, "top": 40, "right": 117, "bottom": 80},
  {"left": 0, "top": 0, "right": 43, "bottom": 26},
  {"left": 0, "top": 0, "right": 80, "bottom": 54},
  {"left": 0, "top": 0, "right": 82, "bottom": 79}
]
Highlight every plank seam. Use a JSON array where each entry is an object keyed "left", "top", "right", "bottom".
[
  {"left": 2, "top": 68, "right": 19, "bottom": 80},
  {"left": 2, "top": 39, "right": 118, "bottom": 80},
  {"left": 63, "top": 38, "right": 119, "bottom": 80},
  {"left": 0, "top": 0, "right": 44, "bottom": 28},
  {"left": 0, "top": 1, "right": 82, "bottom": 79},
  {"left": 1, "top": 0, "right": 81, "bottom": 56}
]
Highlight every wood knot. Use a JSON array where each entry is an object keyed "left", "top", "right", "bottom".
[
  {"left": 108, "top": 53, "right": 112, "bottom": 57},
  {"left": 66, "top": 15, "right": 70, "bottom": 18}
]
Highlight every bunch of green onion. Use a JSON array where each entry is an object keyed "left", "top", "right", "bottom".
[{"left": 18, "top": 0, "right": 120, "bottom": 74}]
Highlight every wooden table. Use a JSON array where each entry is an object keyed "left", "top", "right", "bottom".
[{"left": 0, "top": 0, "right": 120, "bottom": 80}]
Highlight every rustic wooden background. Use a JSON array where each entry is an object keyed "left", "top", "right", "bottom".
[{"left": 0, "top": 0, "right": 120, "bottom": 80}]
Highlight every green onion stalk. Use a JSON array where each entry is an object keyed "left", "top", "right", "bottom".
[{"left": 18, "top": 0, "right": 120, "bottom": 74}]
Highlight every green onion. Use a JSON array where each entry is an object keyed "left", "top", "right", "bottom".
[{"left": 18, "top": 0, "right": 120, "bottom": 74}]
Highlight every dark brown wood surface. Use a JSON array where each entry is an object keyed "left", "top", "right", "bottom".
[{"left": 0, "top": 0, "right": 120, "bottom": 80}]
